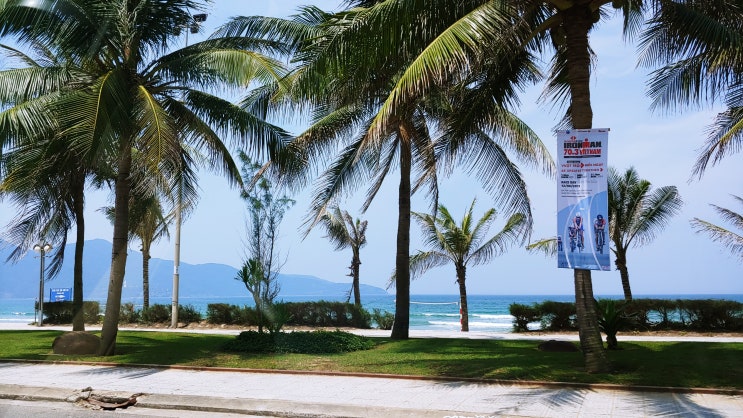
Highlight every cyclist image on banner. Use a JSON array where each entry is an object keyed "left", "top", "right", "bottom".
[
  {"left": 594, "top": 214, "right": 606, "bottom": 254},
  {"left": 571, "top": 212, "right": 585, "bottom": 252}
]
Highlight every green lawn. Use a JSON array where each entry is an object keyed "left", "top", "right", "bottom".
[{"left": 1, "top": 330, "right": 741, "bottom": 390}]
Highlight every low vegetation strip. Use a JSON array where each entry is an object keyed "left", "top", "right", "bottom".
[{"left": 1, "top": 330, "right": 742, "bottom": 390}]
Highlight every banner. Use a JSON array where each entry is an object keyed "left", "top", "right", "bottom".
[{"left": 556, "top": 129, "right": 610, "bottom": 271}]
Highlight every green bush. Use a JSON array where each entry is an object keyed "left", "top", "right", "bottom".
[
  {"left": 538, "top": 301, "right": 576, "bottom": 331},
  {"left": 178, "top": 304, "right": 202, "bottom": 323},
  {"left": 119, "top": 302, "right": 140, "bottom": 323},
  {"left": 224, "top": 330, "right": 376, "bottom": 354},
  {"left": 596, "top": 299, "right": 636, "bottom": 349},
  {"left": 371, "top": 309, "right": 394, "bottom": 330},
  {"left": 509, "top": 303, "right": 540, "bottom": 332},
  {"left": 43, "top": 301, "right": 100, "bottom": 324},
  {"left": 141, "top": 304, "right": 171, "bottom": 323},
  {"left": 281, "top": 301, "right": 372, "bottom": 328},
  {"left": 677, "top": 299, "right": 743, "bottom": 330}
]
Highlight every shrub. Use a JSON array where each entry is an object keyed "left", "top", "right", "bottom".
[
  {"left": 224, "top": 330, "right": 376, "bottom": 354},
  {"left": 677, "top": 299, "right": 743, "bottom": 330},
  {"left": 119, "top": 302, "right": 140, "bottom": 323},
  {"left": 538, "top": 301, "right": 576, "bottom": 331},
  {"left": 141, "top": 304, "right": 171, "bottom": 323},
  {"left": 84, "top": 302, "right": 101, "bottom": 324},
  {"left": 43, "top": 301, "right": 101, "bottom": 324},
  {"left": 509, "top": 303, "right": 540, "bottom": 332},
  {"left": 596, "top": 299, "right": 636, "bottom": 349},
  {"left": 178, "top": 304, "right": 202, "bottom": 323},
  {"left": 371, "top": 309, "right": 394, "bottom": 330},
  {"left": 206, "top": 303, "right": 232, "bottom": 324},
  {"left": 266, "top": 303, "right": 292, "bottom": 334},
  {"left": 282, "top": 301, "right": 372, "bottom": 328}
]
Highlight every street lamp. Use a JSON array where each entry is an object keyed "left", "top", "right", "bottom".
[
  {"left": 33, "top": 243, "right": 52, "bottom": 326},
  {"left": 172, "top": 12, "right": 207, "bottom": 329}
]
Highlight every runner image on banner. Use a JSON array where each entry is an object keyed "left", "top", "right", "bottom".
[{"left": 556, "top": 129, "right": 611, "bottom": 271}]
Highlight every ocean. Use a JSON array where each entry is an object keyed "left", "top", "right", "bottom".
[{"left": 3, "top": 294, "right": 742, "bottom": 332}]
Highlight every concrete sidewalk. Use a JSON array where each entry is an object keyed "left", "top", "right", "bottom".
[
  {"left": 1, "top": 324, "right": 743, "bottom": 417},
  {"left": 1, "top": 362, "right": 742, "bottom": 417}
]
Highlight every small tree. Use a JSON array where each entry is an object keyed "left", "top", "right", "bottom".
[
  {"left": 608, "top": 167, "right": 683, "bottom": 300},
  {"left": 318, "top": 206, "right": 368, "bottom": 306},
  {"left": 238, "top": 152, "right": 294, "bottom": 332},
  {"left": 406, "top": 199, "right": 526, "bottom": 332}
]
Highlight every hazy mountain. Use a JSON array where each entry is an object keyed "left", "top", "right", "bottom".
[{"left": 0, "top": 239, "right": 388, "bottom": 300}]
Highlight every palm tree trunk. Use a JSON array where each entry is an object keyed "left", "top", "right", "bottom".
[
  {"left": 98, "top": 141, "right": 133, "bottom": 356},
  {"left": 142, "top": 243, "right": 151, "bottom": 309},
  {"left": 564, "top": 5, "right": 610, "bottom": 373},
  {"left": 352, "top": 249, "right": 361, "bottom": 306},
  {"left": 614, "top": 249, "right": 632, "bottom": 301},
  {"left": 71, "top": 175, "right": 85, "bottom": 332},
  {"left": 456, "top": 264, "right": 468, "bottom": 332},
  {"left": 391, "top": 122, "right": 413, "bottom": 340}
]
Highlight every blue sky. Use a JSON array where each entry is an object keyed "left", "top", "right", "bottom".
[{"left": 2, "top": 1, "right": 741, "bottom": 296}]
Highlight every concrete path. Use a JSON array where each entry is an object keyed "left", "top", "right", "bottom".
[{"left": 1, "top": 324, "right": 742, "bottom": 417}]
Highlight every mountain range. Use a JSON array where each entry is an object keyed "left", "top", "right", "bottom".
[{"left": 0, "top": 239, "right": 388, "bottom": 300}]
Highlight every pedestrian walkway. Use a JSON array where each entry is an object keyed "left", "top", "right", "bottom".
[
  {"left": 1, "top": 324, "right": 742, "bottom": 417},
  {"left": 0, "top": 362, "right": 742, "bottom": 417}
]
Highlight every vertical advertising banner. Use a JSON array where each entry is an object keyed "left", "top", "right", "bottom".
[{"left": 557, "top": 129, "right": 610, "bottom": 271}]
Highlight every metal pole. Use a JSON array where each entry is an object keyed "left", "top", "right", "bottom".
[
  {"left": 37, "top": 248, "right": 44, "bottom": 326},
  {"left": 170, "top": 12, "right": 206, "bottom": 329},
  {"left": 34, "top": 244, "right": 50, "bottom": 326},
  {"left": 171, "top": 188, "right": 181, "bottom": 328}
]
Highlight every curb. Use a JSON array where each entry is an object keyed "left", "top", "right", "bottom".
[{"left": 0, "top": 383, "right": 460, "bottom": 417}]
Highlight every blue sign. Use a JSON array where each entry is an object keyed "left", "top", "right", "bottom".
[{"left": 49, "top": 288, "right": 72, "bottom": 302}]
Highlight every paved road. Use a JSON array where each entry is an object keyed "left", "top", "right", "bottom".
[{"left": 1, "top": 324, "right": 742, "bottom": 417}]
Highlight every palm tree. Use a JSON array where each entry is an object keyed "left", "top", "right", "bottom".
[
  {"left": 216, "top": 3, "right": 549, "bottom": 340},
  {"left": 0, "top": 41, "right": 111, "bottom": 332},
  {"left": 639, "top": 1, "right": 743, "bottom": 178},
  {"left": 370, "top": 0, "right": 707, "bottom": 372},
  {"left": 608, "top": 167, "right": 683, "bottom": 301},
  {"left": 318, "top": 206, "right": 368, "bottom": 306},
  {"left": 408, "top": 199, "right": 526, "bottom": 331},
  {"left": 690, "top": 195, "right": 743, "bottom": 262},
  {"left": 0, "top": 0, "right": 289, "bottom": 355}
]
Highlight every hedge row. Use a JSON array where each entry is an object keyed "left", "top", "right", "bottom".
[
  {"left": 42, "top": 301, "right": 101, "bottom": 324},
  {"left": 118, "top": 303, "right": 203, "bottom": 324},
  {"left": 206, "top": 301, "right": 374, "bottom": 329},
  {"left": 509, "top": 298, "right": 743, "bottom": 332}
]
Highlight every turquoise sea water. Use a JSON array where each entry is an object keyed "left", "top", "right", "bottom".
[{"left": 3, "top": 294, "right": 742, "bottom": 332}]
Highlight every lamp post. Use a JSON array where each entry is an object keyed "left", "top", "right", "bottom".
[
  {"left": 33, "top": 243, "right": 52, "bottom": 326},
  {"left": 171, "top": 12, "right": 207, "bottom": 329}
]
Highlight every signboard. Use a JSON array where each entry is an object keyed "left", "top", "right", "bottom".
[
  {"left": 556, "top": 129, "right": 611, "bottom": 271},
  {"left": 49, "top": 288, "right": 72, "bottom": 302}
]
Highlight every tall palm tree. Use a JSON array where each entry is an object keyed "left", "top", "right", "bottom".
[
  {"left": 690, "top": 195, "right": 743, "bottom": 262},
  {"left": 608, "top": 167, "right": 683, "bottom": 301},
  {"left": 370, "top": 0, "right": 703, "bottom": 372},
  {"left": 318, "top": 206, "right": 368, "bottom": 306},
  {"left": 0, "top": 0, "right": 289, "bottom": 355},
  {"left": 408, "top": 199, "right": 526, "bottom": 331},
  {"left": 639, "top": 1, "right": 743, "bottom": 178},
  {"left": 216, "top": 3, "right": 549, "bottom": 339},
  {"left": 0, "top": 42, "right": 109, "bottom": 332}
]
